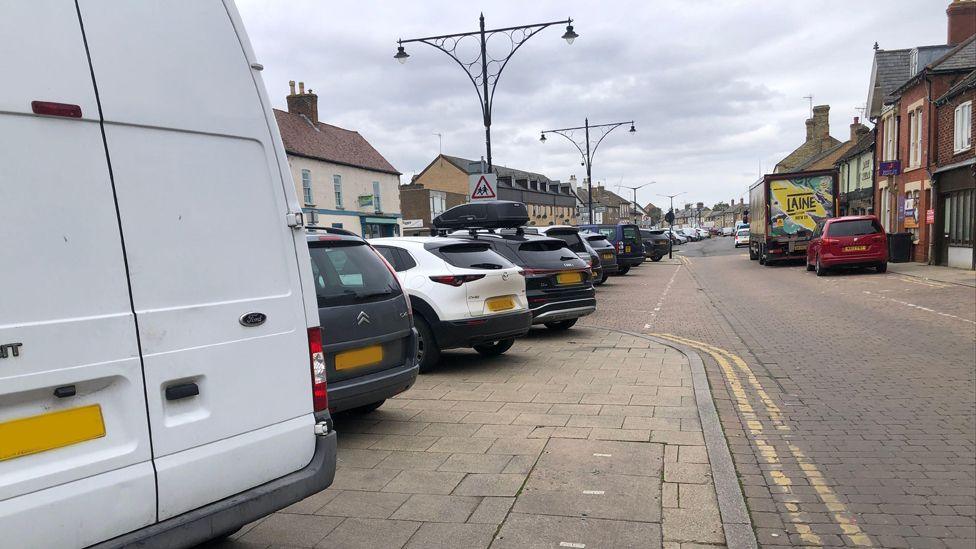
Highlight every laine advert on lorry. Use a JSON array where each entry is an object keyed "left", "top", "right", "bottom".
[{"left": 748, "top": 169, "right": 838, "bottom": 264}]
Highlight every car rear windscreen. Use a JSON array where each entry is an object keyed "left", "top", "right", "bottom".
[
  {"left": 309, "top": 241, "right": 400, "bottom": 307},
  {"left": 516, "top": 240, "right": 582, "bottom": 269},
  {"left": 547, "top": 231, "right": 587, "bottom": 253},
  {"left": 826, "top": 219, "right": 882, "bottom": 237},
  {"left": 622, "top": 226, "right": 640, "bottom": 241},
  {"left": 585, "top": 235, "right": 612, "bottom": 248},
  {"left": 436, "top": 243, "right": 512, "bottom": 270}
]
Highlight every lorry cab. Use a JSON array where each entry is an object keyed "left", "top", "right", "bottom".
[{"left": 1, "top": 2, "right": 335, "bottom": 547}]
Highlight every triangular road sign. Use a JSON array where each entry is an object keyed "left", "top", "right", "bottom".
[{"left": 470, "top": 174, "right": 497, "bottom": 200}]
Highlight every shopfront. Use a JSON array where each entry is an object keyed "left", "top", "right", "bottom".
[
  {"left": 361, "top": 215, "right": 401, "bottom": 239},
  {"left": 933, "top": 161, "right": 975, "bottom": 270}
]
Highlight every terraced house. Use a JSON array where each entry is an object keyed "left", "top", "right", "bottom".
[{"left": 275, "top": 81, "right": 402, "bottom": 237}]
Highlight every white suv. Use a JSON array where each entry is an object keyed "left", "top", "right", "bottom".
[{"left": 372, "top": 237, "right": 532, "bottom": 371}]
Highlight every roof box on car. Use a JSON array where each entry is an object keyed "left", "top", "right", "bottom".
[{"left": 432, "top": 200, "right": 529, "bottom": 232}]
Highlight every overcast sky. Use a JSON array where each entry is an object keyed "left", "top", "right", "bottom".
[{"left": 237, "top": 0, "right": 948, "bottom": 210}]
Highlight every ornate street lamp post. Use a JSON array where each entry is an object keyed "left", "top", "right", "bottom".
[
  {"left": 540, "top": 119, "right": 636, "bottom": 224},
  {"left": 395, "top": 14, "right": 577, "bottom": 171}
]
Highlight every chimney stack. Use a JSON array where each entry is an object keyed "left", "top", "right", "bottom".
[
  {"left": 286, "top": 80, "right": 319, "bottom": 124},
  {"left": 740, "top": 198, "right": 744, "bottom": 205},
  {"left": 811, "top": 105, "right": 830, "bottom": 140},
  {"left": 947, "top": 0, "right": 976, "bottom": 46}
]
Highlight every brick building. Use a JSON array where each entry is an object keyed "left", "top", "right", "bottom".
[
  {"left": 932, "top": 70, "right": 975, "bottom": 269},
  {"left": 405, "top": 154, "right": 577, "bottom": 228},
  {"left": 774, "top": 105, "right": 842, "bottom": 173},
  {"left": 870, "top": 27, "right": 974, "bottom": 262}
]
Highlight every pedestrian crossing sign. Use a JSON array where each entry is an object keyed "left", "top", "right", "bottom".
[{"left": 469, "top": 173, "right": 497, "bottom": 201}]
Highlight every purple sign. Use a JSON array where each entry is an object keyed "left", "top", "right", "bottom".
[{"left": 879, "top": 160, "right": 901, "bottom": 176}]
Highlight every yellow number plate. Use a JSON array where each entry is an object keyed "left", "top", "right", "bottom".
[
  {"left": 843, "top": 245, "right": 867, "bottom": 252},
  {"left": 624, "top": 246, "right": 631, "bottom": 253},
  {"left": 335, "top": 345, "right": 384, "bottom": 371},
  {"left": 601, "top": 253, "right": 612, "bottom": 260},
  {"left": 486, "top": 296, "right": 515, "bottom": 312},
  {"left": 556, "top": 272, "right": 583, "bottom": 285},
  {"left": 0, "top": 404, "right": 105, "bottom": 462}
]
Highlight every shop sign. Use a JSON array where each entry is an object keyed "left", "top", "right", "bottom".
[{"left": 878, "top": 160, "right": 901, "bottom": 176}]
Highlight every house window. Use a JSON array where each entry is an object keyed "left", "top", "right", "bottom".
[
  {"left": 908, "top": 107, "right": 923, "bottom": 167},
  {"left": 883, "top": 113, "right": 898, "bottom": 161},
  {"left": 301, "top": 169, "right": 313, "bottom": 205},
  {"left": 372, "top": 181, "right": 381, "bottom": 212},
  {"left": 333, "top": 175, "right": 343, "bottom": 208},
  {"left": 429, "top": 191, "right": 447, "bottom": 216},
  {"left": 954, "top": 101, "right": 972, "bottom": 153}
]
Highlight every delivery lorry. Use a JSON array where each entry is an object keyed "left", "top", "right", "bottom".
[{"left": 748, "top": 169, "right": 839, "bottom": 265}]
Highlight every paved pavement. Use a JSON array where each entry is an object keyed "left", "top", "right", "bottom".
[
  {"left": 888, "top": 262, "right": 976, "bottom": 288},
  {"left": 216, "top": 325, "right": 731, "bottom": 548},
  {"left": 586, "top": 237, "right": 976, "bottom": 549}
]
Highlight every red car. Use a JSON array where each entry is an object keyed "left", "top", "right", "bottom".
[{"left": 806, "top": 215, "right": 888, "bottom": 276}]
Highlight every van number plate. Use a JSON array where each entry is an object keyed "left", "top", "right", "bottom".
[
  {"left": 0, "top": 404, "right": 105, "bottom": 461},
  {"left": 335, "top": 345, "right": 384, "bottom": 371}
]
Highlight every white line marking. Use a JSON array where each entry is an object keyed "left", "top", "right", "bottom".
[
  {"left": 560, "top": 543, "right": 585, "bottom": 548},
  {"left": 582, "top": 490, "right": 605, "bottom": 495},
  {"left": 863, "top": 290, "right": 976, "bottom": 324},
  {"left": 593, "top": 453, "right": 612, "bottom": 457},
  {"left": 645, "top": 262, "right": 682, "bottom": 327}
]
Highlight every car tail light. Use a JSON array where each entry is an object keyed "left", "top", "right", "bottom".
[
  {"left": 31, "top": 101, "right": 82, "bottom": 118},
  {"left": 308, "top": 327, "right": 327, "bottom": 412},
  {"left": 429, "top": 274, "right": 485, "bottom": 286}
]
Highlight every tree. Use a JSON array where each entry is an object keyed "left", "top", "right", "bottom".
[{"left": 711, "top": 202, "right": 729, "bottom": 211}]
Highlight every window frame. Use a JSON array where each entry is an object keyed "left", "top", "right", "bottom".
[
  {"left": 954, "top": 101, "right": 973, "bottom": 154},
  {"left": 301, "top": 169, "right": 313, "bottom": 205},
  {"left": 333, "top": 174, "right": 343, "bottom": 209},
  {"left": 372, "top": 181, "right": 381, "bottom": 213}
]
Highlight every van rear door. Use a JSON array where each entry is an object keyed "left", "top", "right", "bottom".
[
  {"left": 0, "top": 2, "right": 155, "bottom": 546},
  {"left": 77, "top": 0, "right": 316, "bottom": 520}
]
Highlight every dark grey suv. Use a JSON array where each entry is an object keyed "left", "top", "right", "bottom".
[{"left": 307, "top": 228, "right": 418, "bottom": 413}]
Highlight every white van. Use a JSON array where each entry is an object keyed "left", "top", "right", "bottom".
[{"left": 0, "top": 2, "right": 336, "bottom": 547}]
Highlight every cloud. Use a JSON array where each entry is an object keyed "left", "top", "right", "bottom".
[{"left": 237, "top": 0, "right": 949, "bottom": 207}]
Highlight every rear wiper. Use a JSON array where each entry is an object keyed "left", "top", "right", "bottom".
[
  {"left": 357, "top": 289, "right": 394, "bottom": 299},
  {"left": 559, "top": 256, "right": 577, "bottom": 261},
  {"left": 469, "top": 263, "right": 502, "bottom": 269}
]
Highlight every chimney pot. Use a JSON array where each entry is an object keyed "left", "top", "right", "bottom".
[
  {"left": 286, "top": 80, "right": 319, "bottom": 124},
  {"left": 298, "top": 82, "right": 305, "bottom": 94},
  {"left": 947, "top": 0, "right": 976, "bottom": 46},
  {"left": 288, "top": 80, "right": 296, "bottom": 95}
]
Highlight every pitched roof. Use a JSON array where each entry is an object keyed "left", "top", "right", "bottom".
[
  {"left": 273, "top": 109, "right": 400, "bottom": 175},
  {"left": 590, "top": 186, "right": 630, "bottom": 207},
  {"left": 931, "top": 35, "right": 976, "bottom": 72},
  {"left": 440, "top": 155, "right": 551, "bottom": 183},
  {"left": 936, "top": 69, "right": 976, "bottom": 104},
  {"left": 835, "top": 132, "right": 875, "bottom": 164}
]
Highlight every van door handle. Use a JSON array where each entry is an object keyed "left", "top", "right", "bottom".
[{"left": 165, "top": 382, "right": 199, "bottom": 401}]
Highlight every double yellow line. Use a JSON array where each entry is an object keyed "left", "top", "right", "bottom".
[{"left": 651, "top": 333, "right": 873, "bottom": 547}]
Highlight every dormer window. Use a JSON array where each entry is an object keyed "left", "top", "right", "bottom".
[{"left": 909, "top": 48, "right": 918, "bottom": 75}]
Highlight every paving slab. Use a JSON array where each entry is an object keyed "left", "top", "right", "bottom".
[
  {"left": 491, "top": 514, "right": 663, "bottom": 549},
  {"left": 513, "top": 468, "right": 661, "bottom": 522}
]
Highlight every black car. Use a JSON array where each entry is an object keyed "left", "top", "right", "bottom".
[
  {"left": 306, "top": 228, "right": 418, "bottom": 413},
  {"left": 453, "top": 231, "right": 595, "bottom": 330},
  {"left": 580, "top": 230, "right": 619, "bottom": 284},
  {"left": 639, "top": 229, "right": 671, "bottom": 262},
  {"left": 523, "top": 226, "right": 606, "bottom": 286}
]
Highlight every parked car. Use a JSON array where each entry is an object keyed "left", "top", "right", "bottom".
[
  {"left": 578, "top": 223, "right": 644, "bottom": 275},
  {"left": 307, "top": 228, "right": 418, "bottom": 410},
  {"left": 639, "top": 229, "right": 671, "bottom": 261},
  {"left": 1, "top": 3, "right": 336, "bottom": 546},
  {"left": 681, "top": 227, "right": 700, "bottom": 241},
  {"left": 721, "top": 227, "right": 734, "bottom": 237},
  {"left": 581, "top": 230, "right": 620, "bottom": 284},
  {"left": 371, "top": 237, "right": 531, "bottom": 371},
  {"left": 734, "top": 227, "right": 750, "bottom": 247},
  {"left": 806, "top": 216, "right": 888, "bottom": 276},
  {"left": 696, "top": 228, "right": 710, "bottom": 239},
  {"left": 436, "top": 201, "right": 595, "bottom": 331},
  {"left": 668, "top": 228, "right": 688, "bottom": 245},
  {"left": 524, "top": 226, "right": 605, "bottom": 284}
]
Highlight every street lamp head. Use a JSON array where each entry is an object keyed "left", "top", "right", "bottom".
[
  {"left": 539, "top": 132, "right": 546, "bottom": 142},
  {"left": 561, "top": 24, "right": 578, "bottom": 45},
  {"left": 629, "top": 124, "right": 636, "bottom": 133},
  {"left": 394, "top": 45, "right": 409, "bottom": 64}
]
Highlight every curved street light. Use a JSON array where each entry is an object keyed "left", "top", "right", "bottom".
[
  {"left": 395, "top": 14, "right": 577, "bottom": 170},
  {"left": 540, "top": 118, "right": 637, "bottom": 224}
]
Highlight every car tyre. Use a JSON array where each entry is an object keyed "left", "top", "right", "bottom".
[
  {"left": 544, "top": 319, "right": 578, "bottom": 331},
  {"left": 651, "top": 255, "right": 663, "bottom": 262},
  {"left": 806, "top": 260, "right": 815, "bottom": 272},
  {"left": 599, "top": 271, "right": 610, "bottom": 284},
  {"left": 414, "top": 315, "right": 440, "bottom": 373},
  {"left": 815, "top": 256, "right": 827, "bottom": 276},
  {"left": 748, "top": 246, "right": 758, "bottom": 260},
  {"left": 617, "top": 266, "right": 630, "bottom": 275},
  {"left": 876, "top": 261, "right": 887, "bottom": 273},
  {"left": 350, "top": 400, "right": 385, "bottom": 414},
  {"left": 758, "top": 245, "right": 766, "bottom": 265},
  {"left": 473, "top": 338, "right": 515, "bottom": 356}
]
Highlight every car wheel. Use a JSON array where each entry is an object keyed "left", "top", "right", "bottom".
[
  {"left": 651, "top": 255, "right": 662, "bottom": 262},
  {"left": 544, "top": 319, "right": 578, "bottom": 331},
  {"left": 600, "top": 271, "right": 610, "bottom": 284},
  {"left": 876, "top": 261, "right": 887, "bottom": 273},
  {"left": 473, "top": 338, "right": 515, "bottom": 357},
  {"left": 617, "top": 266, "right": 630, "bottom": 275},
  {"left": 806, "top": 260, "right": 815, "bottom": 272},
  {"left": 414, "top": 316, "right": 441, "bottom": 373},
  {"left": 748, "top": 246, "right": 758, "bottom": 260},
  {"left": 758, "top": 246, "right": 766, "bottom": 265},
  {"left": 815, "top": 256, "right": 827, "bottom": 276},
  {"left": 350, "top": 400, "right": 385, "bottom": 414}
]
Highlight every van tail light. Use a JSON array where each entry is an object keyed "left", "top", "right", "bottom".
[
  {"left": 616, "top": 241, "right": 623, "bottom": 253},
  {"left": 429, "top": 274, "right": 485, "bottom": 286},
  {"left": 31, "top": 101, "right": 82, "bottom": 118},
  {"left": 308, "top": 327, "right": 327, "bottom": 412}
]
